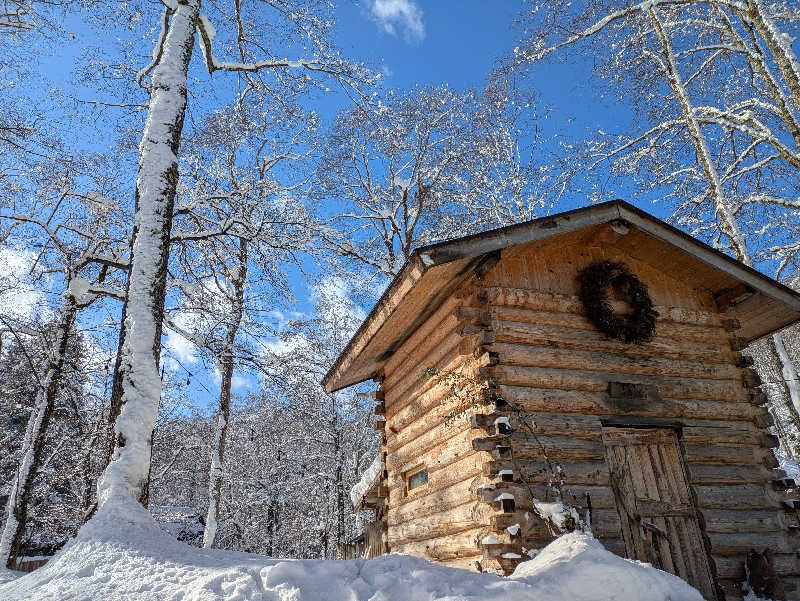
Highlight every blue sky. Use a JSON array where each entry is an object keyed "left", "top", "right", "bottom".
[
  {"left": 335, "top": 1, "right": 520, "bottom": 88},
  {"left": 165, "top": 0, "right": 637, "bottom": 404},
  {"left": 20, "top": 0, "right": 644, "bottom": 408}
]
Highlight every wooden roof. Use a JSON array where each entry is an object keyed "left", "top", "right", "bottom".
[{"left": 323, "top": 200, "right": 800, "bottom": 393}]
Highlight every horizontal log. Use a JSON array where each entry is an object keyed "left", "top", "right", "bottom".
[
  {"left": 483, "top": 412, "right": 603, "bottom": 440},
  {"left": 700, "top": 508, "right": 785, "bottom": 533},
  {"left": 475, "top": 411, "right": 763, "bottom": 447},
  {"left": 483, "top": 365, "right": 747, "bottom": 402},
  {"left": 473, "top": 434, "right": 606, "bottom": 462},
  {"left": 489, "top": 342, "right": 740, "bottom": 382},
  {"left": 478, "top": 481, "right": 617, "bottom": 510},
  {"left": 484, "top": 459, "right": 611, "bottom": 487},
  {"left": 491, "top": 318, "right": 735, "bottom": 365},
  {"left": 682, "top": 443, "right": 760, "bottom": 465},
  {"left": 712, "top": 553, "right": 798, "bottom": 580},
  {"left": 687, "top": 463, "right": 773, "bottom": 485},
  {"left": 682, "top": 422, "right": 762, "bottom": 446},
  {"left": 707, "top": 531, "right": 792, "bottom": 555},
  {"left": 393, "top": 527, "right": 485, "bottom": 562},
  {"left": 498, "top": 385, "right": 761, "bottom": 422},
  {"left": 484, "top": 287, "right": 723, "bottom": 329},
  {"left": 693, "top": 484, "right": 783, "bottom": 510},
  {"left": 491, "top": 508, "right": 621, "bottom": 540}
]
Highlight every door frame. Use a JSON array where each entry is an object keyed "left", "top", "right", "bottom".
[{"left": 600, "top": 422, "right": 721, "bottom": 601}]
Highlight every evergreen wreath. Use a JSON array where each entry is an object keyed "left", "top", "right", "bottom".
[{"left": 577, "top": 260, "right": 658, "bottom": 344}]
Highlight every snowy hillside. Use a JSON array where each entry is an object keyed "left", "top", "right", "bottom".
[{"left": 0, "top": 498, "right": 703, "bottom": 601}]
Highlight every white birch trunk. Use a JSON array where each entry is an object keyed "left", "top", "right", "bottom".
[
  {"left": 0, "top": 298, "right": 77, "bottom": 568},
  {"left": 203, "top": 239, "right": 248, "bottom": 548},
  {"left": 648, "top": 6, "right": 751, "bottom": 264},
  {"left": 773, "top": 332, "right": 800, "bottom": 420},
  {"left": 747, "top": 0, "right": 800, "bottom": 116},
  {"left": 96, "top": 1, "right": 200, "bottom": 511},
  {"left": 649, "top": 6, "right": 800, "bottom": 447}
]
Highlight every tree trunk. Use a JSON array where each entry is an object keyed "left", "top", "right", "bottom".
[
  {"left": 649, "top": 6, "right": 800, "bottom": 451},
  {"left": 96, "top": 0, "right": 200, "bottom": 511},
  {"left": 769, "top": 333, "right": 800, "bottom": 451},
  {"left": 746, "top": 0, "right": 800, "bottom": 116},
  {"left": 203, "top": 239, "right": 248, "bottom": 548},
  {"left": 0, "top": 298, "right": 77, "bottom": 568},
  {"left": 648, "top": 6, "right": 750, "bottom": 263}
]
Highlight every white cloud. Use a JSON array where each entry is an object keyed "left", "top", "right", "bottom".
[
  {"left": 0, "top": 247, "right": 48, "bottom": 321},
  {"left": 210, "top": 367, "right": 251, "bottom": 393},
  {"left": 369, "top": 0, "right": 424, "bottom": 41},
  {"left": 164, "top": 312, "right": 198, "bottom": 366}
]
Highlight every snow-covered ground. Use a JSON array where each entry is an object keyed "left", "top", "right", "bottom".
[{"left": 0, "top": 496, "right": 704, "bottom": 601}]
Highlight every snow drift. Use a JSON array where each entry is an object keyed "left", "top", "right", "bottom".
[{"left": 0, "top": 497, "right": 703, "bottom": 601}]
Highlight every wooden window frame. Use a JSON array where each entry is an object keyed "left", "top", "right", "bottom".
[{"left": 404, "top": 465, "right": 429, "bottom": 497}]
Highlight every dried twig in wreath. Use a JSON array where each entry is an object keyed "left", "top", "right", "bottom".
[{"left": 577, "top": 260, "right": 658, "bottom": 344}]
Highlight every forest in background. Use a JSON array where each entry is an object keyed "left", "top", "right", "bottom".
[{"left": 1, "top": 0, "right": 800, "bottom": 568}]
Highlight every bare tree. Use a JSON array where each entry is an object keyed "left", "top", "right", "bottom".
[
  {"left": 510, "top": 0, "right": 800, "bottom": 453},
  {"left": 316, "top": 82, "right": 557, "bottom": 285},
  {"left": 96, "top": 0, "right": 373, "bottom": 514},
  {"left": 0, "top": 167, "right": 128, "bottom": 567},
  {"left": 164, "top": 92, "right": 316, "bottom": 548}
]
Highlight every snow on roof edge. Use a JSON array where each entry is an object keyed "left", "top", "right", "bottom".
[{"left": 351, "top": 453, "right": 382, "bottom": 509}]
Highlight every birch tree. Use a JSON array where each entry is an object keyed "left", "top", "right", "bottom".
[
  {"left": 0, "top": 169, "right": 128, "bottom": 567},
  {"left": 511, "top": 0, "right": 800, "bottom": 454},
  {"left": 98, "top": 0, "right": 372, "bottom": 514}
]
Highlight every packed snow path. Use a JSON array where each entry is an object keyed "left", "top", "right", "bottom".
[{"left": 0, "top": 499, "right": 704, "bottom": 601}]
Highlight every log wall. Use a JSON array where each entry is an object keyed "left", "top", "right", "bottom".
[
  {"left": 380, "top": 290, "right": 495, "bottom": 570},
  {"left": 464, "top": 231, "right": 800, "bottom": 597},
  {"left": 376, "top": 226, "right": 799, "bottom": 598}
]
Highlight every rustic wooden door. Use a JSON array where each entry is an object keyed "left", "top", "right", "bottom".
[{"left": 602, "top": 427, "right": 717, "bottom": 600}]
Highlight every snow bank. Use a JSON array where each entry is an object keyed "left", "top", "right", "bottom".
[
  {"left": 0, "top": 498, "right": 704, "bottom": 601},
  {"left": 0, "top": 567, "right": 22, "bottom": 586},
  {"left": 510, "top": 532, "right": 703, "bottom": 600}
]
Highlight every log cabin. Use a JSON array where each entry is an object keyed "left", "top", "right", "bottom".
[{"left": 323, "top": 200, "right": 800, "bottom": 600}]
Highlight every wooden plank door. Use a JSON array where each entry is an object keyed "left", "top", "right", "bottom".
[{"left": 603, "top": 427, "right": 717, "bottom": 600}]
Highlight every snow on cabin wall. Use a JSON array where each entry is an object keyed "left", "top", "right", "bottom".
[{"left": 372, "top": 223, "right": 800, "bottom": 596}]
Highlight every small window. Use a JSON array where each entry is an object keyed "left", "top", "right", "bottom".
[{"left": 408, "top": 468, "right": 428, "bottom": 491}]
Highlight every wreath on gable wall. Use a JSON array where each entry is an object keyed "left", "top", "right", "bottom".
[{"left": 577, "top": 260, "right": 659, "bottom": 344}]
